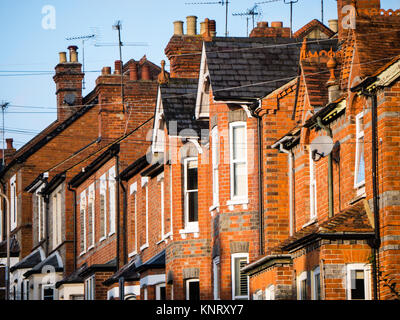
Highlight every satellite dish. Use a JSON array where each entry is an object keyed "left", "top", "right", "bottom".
[
  {"left": 64, "top": 93, "right": 76, "bottom": 106},
  {"left": 310, "top": 135, "right": 334, "bottom": 161}
]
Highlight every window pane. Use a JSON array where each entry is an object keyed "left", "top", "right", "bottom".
[
  {"left": 160, "top": 286, "right": 166, "bottom": 300},
  {"left": 43, "top": 287, "right": 54, "bottom": 300},
  {"left": 301, "top": 279, "right": 307, "bottom": 300},
  {"left": 187, "top": 166, "right": 198, "bottom": 191},
  {"left": 234, "top": 163, "right": 247, "bottom": 197},
  {"left": 351, "top": 270, "right": 365, "bottom": 300},
  {"left": 235, "top": 257, "right": 248, "bottom": 298},
  {"left": 315, "top": 273, "right": 321, "bottom": 300},
  {"left": 188, "top": 281, "right": 200, "bottom": 300},
  {"left": 356, "top": 138, "right": 365, "bottom": 184},
  {"left": 232, "top": 125, "right": 245, "bottom": 160},
  {"left": 188, "top": 192, "right": 198, "bottom": 222}
]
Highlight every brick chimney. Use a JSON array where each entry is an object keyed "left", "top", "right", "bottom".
[
  {"left": 165, "top": 15, "right": 204, "bottom": 79},
  {"left": 250, "top": 21, "right": 291, "bottom": 38},
  {"left": 337, "top": 0, "right": 380, "bottom": 39},
  {"left": 53, "top": 46, "right": 84, "bottom": 122}
]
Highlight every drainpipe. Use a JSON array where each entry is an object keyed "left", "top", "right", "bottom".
[
  {"left": 119, "top": 180, "right": 127, "bottom": 266},
  {"left": 316, "top": 117, "right": 334, "bottom": 218},
  {"left": 252, "top": 100, "right": 264, "bottom": 256},
  {"left": 115, "top": 152, "right": 121, "bottom": 271},
  {"left": 44, "top": 195, "right": 50, "bottom": 256},
  {"left": 279, "top": 144, "right": 295, "bottom": 236},
  {"left": 67, "top": 184, "right": 77, "bottom": 271}
]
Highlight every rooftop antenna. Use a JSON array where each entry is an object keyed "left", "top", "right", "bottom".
[
  {"left": 94, "top": 21, "right": 148, "bottom": 113},
  {"left": 66, "top": 33, "right": 97, "bottom": 90},
  {"left": 321, "top": 0, "right": 324, "bottom": 24},
  {"left": 0, "top": 101, "right": 9, "bottom": 166},
  {"left": 185, "top": 0, "right": 230, "bottom": 37},
  {"left": 233, "top": 4, "right": 263, "bottom": 36},
  {"left": 256, "top": 0, "right": 298, "bottom": 37}
]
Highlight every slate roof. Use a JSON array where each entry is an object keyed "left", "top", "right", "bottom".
[
  {"left": 103, "top": 255, "right": 142, "bottom": 286},
  {"left": 135, "top": 250, "right": 165, "bottom": 273},
  {"left": 55, "top": 263, "right": 88, "bottom": 288},
  {"left": 23, "top": 251, "right": 63, "bottom": 277},
  {"left": 0, "top": 237, "right": 20, "bottom": 258},
  {"left": 204, "top": 37, "right": 303, "bottom": 101},
  {"left": 10, "top": 247, "right": 44, "bottom": 272},
  {"left": 160, "top": 78, "right": 208, "bottom": 137}
]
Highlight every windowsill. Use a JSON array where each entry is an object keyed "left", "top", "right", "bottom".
[
  {"left": 209, "top": 204, "right": 220, "bottom": 213},
  {"left": 87, "top": 245, "right": 94, "bottom": 252},
  {"left": 128, "top": 251, "right": 137, "bottom": 258},
  {"left": 227, "top": 199, "right": 248, "bottom": 211},
  {"left": 108, "top": 231, "right": 115, "bottom": 237},
  {"left": 140, "top": 243, "right": 149, "bottom": 251},
  {"left": 99, "top": 236, "right": 106, "bottom": 243},
  {"left": 79, "top": 251, "right": 86, "bottom": 258},
  {"left": 179, "top": 225, "right": 199, "bottom": 239},
  {"left": 302, "top": 218, "right": 317, "bottom": 229}
]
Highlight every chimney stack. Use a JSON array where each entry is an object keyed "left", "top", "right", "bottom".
[
  {"left": 186, "top": 16, "right": 197, "bottom": 36},
  {"left": 250, "top": 21, "right": 291, "bottom": 38},
  {"left": 174, "top": 20, "right": 184, "bottom": 36},
  {"left": 102, "top": 66, "right": 111, "bottom": 75},
  {"left": 209, "top": 20, "right": 216, "bottom": 37},
  {"left": 114, "top": 60, "right": 122, "bottom": 75}
]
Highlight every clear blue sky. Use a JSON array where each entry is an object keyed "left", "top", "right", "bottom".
[{"left": 0, "top": 0, "right": 398, "bottom": 149}]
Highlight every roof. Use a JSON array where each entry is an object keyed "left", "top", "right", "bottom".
[
  {"left": 55, "top": 263, "right": 88, "bottom": 288},
  {"left": 119, "top": 154, "right": 149, "bottom": 182},
  {"left": 204, "top": 37, "right": 301, "bottom": 101},
  {"left": 135, "top": 250, "right": 165, "bottom": 273},
  {"left": 103, "top": 255, "right": 142, "bottom": 286},
  {"left": 41, "top": 172, "right": 66, "bottom": 196},
  {"left": 160, "top": 78, "right": 209, "bottom": 137},
  {"left": 0, "top": 237, "right": 20, "bottom": 258},
  {"left": 0, "top": 101, "right": 97, "bottom": 179},
  {"left": 293, "top": 19, "right": 335, "bottom": 39},
  {"left": 78, "top": 258, "right": 117, "bottom": 278},
  {"left": 243, "top": 201, "right": 374, "bottom": 274},
  {"left": 355, "top": 16, "right": 400, "bottom": 79},
  {"left": 23, "top": 251, "right": 63, "bottom": 277},
  {"left": 10, "top": 247, "right": 44, "bottom": 272},
  {"left": 68, "top": 143, "right": 119, "bottom": 188}
]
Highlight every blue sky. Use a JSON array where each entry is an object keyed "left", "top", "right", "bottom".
[{"left": 0, "top": 0, "right": 398, "bottom": 149}]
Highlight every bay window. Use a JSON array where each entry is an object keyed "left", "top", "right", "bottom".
[
  {"left": 184, "top": 158, "right": 198, "bottom": 230},
  {"left": 354, "top": 112, "right": 365, "bottom": 190},
  {"left": 211, "top": 126, "right": 219, "bottom": 208}
]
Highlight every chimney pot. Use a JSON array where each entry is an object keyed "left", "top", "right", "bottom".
[
  {"left": 209, "top": 20, "right": 216, "bottom": 36},
  {"left": 114, "top": 60, "right": 122, "bottom": 75},
  {"left": 102, "top": 66, "right": 111, "bottom": 75},
  {"left": 186, "top": 16, "right": 197, "bottom": 36},
  {"left": 141, "top": 64, "right": 150, "bottom": 80},
  {"left": 59, "top": 52, "right": 67, "bottom": 64},
  {"left": 6, "top": 138, "right": 13, "bottom": 150},
  {"left": 328, "top": 19, "right": 338, "bottom": 33},
  {"left": 173, "top": 20, "right": 184, "bottom": 36},
  {"left": 257, "top": 22, "right": 268, "bottom": 28},
  {"left": 271, "top": 21, "right": 283, "bottom": 28},
  {"left": 200, "top": 22, "right": 206, "bottom": 35},
  {"left": 68, "top": 45, "right": 78, "bottom": 62},
  {"left": 129, "top": 62, "right": 138, "bottom": 80}
]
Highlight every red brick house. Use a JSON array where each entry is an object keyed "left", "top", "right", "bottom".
[{"left": 243, "top": 0, "right": 400, "bottom": 301}]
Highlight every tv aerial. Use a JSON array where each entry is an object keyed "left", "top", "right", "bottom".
[
  {"left": 185, "top": 0, "right": 230, "bottom": 37},
  {"left": 310, "top": 135, "right": 334, "bottom": 162},
  {"left": 233, "top": 4, "right": 263, "bottom": 36}
]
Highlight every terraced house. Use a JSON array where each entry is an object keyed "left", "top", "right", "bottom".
[{"left": 1, "top": 0, "right": 400, "bottom": 301}]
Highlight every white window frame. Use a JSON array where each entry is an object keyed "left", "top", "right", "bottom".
[
  {"left": 297, "top": 271, "right": 308, "bottom": 300},
  {"left": 228, "top": 122, "right": 248, "bottom": 205},
  {"left": 108, "top": 166, "right": 116, "bottom": 236},
  {"left": 143, "top": 287, "right": 148, "bottom": 300},
  {"left": 84, "top": 275, "right": 95, "bottom": 300},
  {"left": 231, "top": 253, "right": 249, "bottom": 300},
  {"left": 265, "top": 285, "right": 275, "bottom": 300},
  {"left": 211, "top": 126, "right": 219, "bottom": 209},
  {"left": 87, "top": 183, "right": 95, "bottom": 249},
  {"left": 186, "top": 279, "right": 200, "bottom": 300},
  {"left": 213, "top": 256, "right": 220, "bottom": 300},
  {"left": 309, "top": 150, "right": 317, "bottom": 221},
  {"left": 155, "top": 283, "right": 166, "bottom": 300},
  {"left": 183, "top": 157, "right": 199, "bottom": 232},
  {"left": 346, "top": 263, "right": 371, "bottom": 300},
  {"left": 35, "top": 185, "right": 45, "bottom": 242},
  {"left": 99, "top": 173, "right": 107, "bottom": 242},
  {"left": 129, "top": 182, "right": 137, "bottom": 257},
  {"left": 140, "top": 177, "right": 149, "bottom": 251},
  {"left": 311, "top": 266, "right": 321, "bottom": 300},
  {"left": 41, "top": 284, "right": 55, "bottom": 300},
  {"left": 354, "top": 111, "right": 366, "bottom": 190},
  {"left": 79, "top": 191, "right": 87, "bottom": 255},
  {"left": 52, "top": 186, "right": 63, "bottom": 249},
  {"left": 10, "top": 175, "right": 17, "bottom": 231}
]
